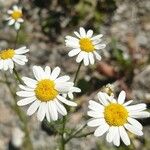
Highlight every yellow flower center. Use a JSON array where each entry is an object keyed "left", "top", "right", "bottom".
[
  {"left": 104, "top": 103, "right": 128, "bottom": 126},
  {"left": 79, "top": 38, "right": 95, "bottom": 52},
  {"left": 35, "top": 79, "right": 58, "bottom": 102},
  {"left": 11, "top": 10, "right": 22, "bottom": 20},
  {"left": 0, "top": 49, "right": 15, "bottom": 60}
]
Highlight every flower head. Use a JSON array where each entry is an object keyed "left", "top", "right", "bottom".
[
  {"left": 17, "top": 66, "right": 79, "bottom": 122},
  {"left": 87, "top": 90, "right": 150, "bottom": 146},
  {"left": 65, "top": 27, "right": 106, "bottom": 66},
  {"left": 0, "top": 46, "right": 29, "bottom": 71},
  {"left": 7, "top": 5, "right": 24, "bottom": 30}
]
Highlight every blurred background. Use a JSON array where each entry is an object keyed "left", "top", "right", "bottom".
[{"left": 0, "top": 0, "right": 150, "bottom": 149}]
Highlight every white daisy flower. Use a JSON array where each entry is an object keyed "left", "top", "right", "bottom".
[
  {"left": 7, "top": 5, "right": 24, "bottom": 30},
  {"left": 87, "top": 90, "right": 150, "bottom": 146},
  {"left": 17, "top": 66, "right": 79, "bottom": 122},
  {"left": 65, "top": 27, "right": 106, "bottom": 66},
  {"left": 0, "top": 46, "right": 29, "bottom": 71}
]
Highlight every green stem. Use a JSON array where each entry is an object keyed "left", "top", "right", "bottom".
[
  {"left": 73, "top": 61, "right": 83, "bottom": 85},
  {"left": 64, "top": 124, "right": 87, "bottom": 144},
  {"left": 13, "top": 68, "right": 23, "bottom": 84},
  {"left": 4, "top": 74, "right": 33, "bottom": 149},
  {"left": 73, "top": 131, "right": 94, "bottom": 138},
  {"left": 60, "top": 116, "right": 66, "bottom": 150},
  {"left": 14, "top": 29, "right": 20, "bottom": 49},
  {"left": 59, "top": 62, "right": 83, "bottom": 149}
]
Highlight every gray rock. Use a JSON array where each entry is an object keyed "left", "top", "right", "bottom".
[{"left": 132, "top": 65, "right": 150, "bottom": 102}]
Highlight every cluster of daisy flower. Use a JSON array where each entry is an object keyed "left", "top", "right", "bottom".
[{"left": 1, "top": 5, "right": 150, "bottom": 147}]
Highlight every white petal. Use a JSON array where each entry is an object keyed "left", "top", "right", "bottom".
[
  {"left": 8, "top": 19, "right": 15, "bottom": 25},
  {"left": 45, "top": 66, "right": 51, "bottom": 78},
  {"left": 68, "top": 93, "right": 74, "bottom": 99},
  {"left": 16, "top": 91, "right": 35, "bottom": 97},
  {"left": 118, "top": 90, "right": 126, "bottom": 104},
  {"left": 55, "top": 82, "right": 73, "bottom": 92},
  {"left": 87, "top": 110, "right": 104, "bottom": 118},
  {"left": 106, "top": 126, "right": 117, "bottom": 143},
  {"left": 97, "top": 92, "right": 109, "bottom": 106},
  {"left": 33, "top": 66, "right": 45, "bottom": 80},
  {"left": 27, "top": 100, "right": 41, "bottom": 116},
  {"left": 124, "top": 123, "right": 143, "bottom": 136},
  {"left": 45, "top": 104, "right": 50, "bottom": 122},
  {"left": 88, "top": 52, "right": 95, "bottom": 65},
  {"left": 15, "top": 22, "right": 21, "bottom": 30},
  {"left": 76, "top": 51, "right": 84, "bottom": 63},
  {"left": 65, "top": 36, "right": 79, "bottom": 43},
  {"left": 68, "top": 48, "right": 81, "bottom": 57},
  {"left": 87, "top": 118, "right": 105, "bottom": 127},
  {"left": 55, "top": 75, "right": 70, "bottom": 83},
  {"left": 95, "top": 44, "right": 106, "bottom": 50},
  {"left": 55, "top": 100, "right": 67, "bottom": 116},
  {"left": 93, "top": 51, "right": 101, "bottom": 60},
  {"left": 94, "top": 123, "right": 109, "bottom": 137},
  {"left": 12, "top": 58, "right": 26, "bottom": 65},
  {"left": 113, "top": 128, "right": 120, "bottom": 146},
  {"left": 19, "top": 85, "right": 34, "bottom": 91},
  {"left": 119, "top": 126, "right": 130, "bottom": 146},
  {"left": 129, "top": 111, "right": 150, "bottom": 118},
  {"left": 65, "top": 40, "right": 79, "bottom": 48},
  {"left": 126, "top": 103, "right": 146, "bottom": 112},
  {"left": 88, "top": 100, "right": 104, "bottom": 112},
  {"left": 86, "top": 30, "right": 93, "bottom": 38},
  {"left": 22, "top": 77, "right": 37, "bottom": 88},
  {"left": 70, "top": 87, "right": 81, "bottom": 93},
  {"left": 57, "top": 95, "right": 77, "bottom": 106},
  {"left": 14, "top": 55, "right": 27, "bottom": 61},
  {"left": 13, "top": 5, "right": 19, "bottom": 11},
  {"left": 8, "top": 59, "right": 14, "bottom": 69},
  {"left": 79, "top": 27, "right": 86, "bottom": 37},
  {"left": 127, "top": 117, "right": 143, "bottom": 130},
  {"left": 83, "top": 53, "right": 89, "bottom": 66},
  {"left": 48, "top": 101, "right": 58, "bottom": 121},
  {"left": 18, "top": 18, "right": 24, "bottom": 22},
  {"left": 74, "top": 31, "right": 81, "bottom": 38},
  {"left": 15, "top": 47, "right": 29, "bottom": 54},
  {"left": 123, "top": 100, "right": 133, "bottom": 106},
  {"left": 50, "top": 67, "right": 61, "bottom": 80},
  {"left": 92, "top": 39, "right": 102, "bottom": 45},
  {"left": 91, "top": 34, "right": 103, "bottom": 40},
  {"left": 17, "top": 97, "right": 36, "bottom": 106},
  {"left": 37, "top": 102, "right": 46, "bottom": 121},
  {"left": 3, "top": 60, "right": 9, "bottom": 71},
  {"left": 7, "top": 10, "right": 13, "bottom": 14}
]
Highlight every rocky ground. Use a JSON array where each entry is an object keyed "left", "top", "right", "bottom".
[{"left": 0, "top": 0, "right": 150, "bottom": 150}]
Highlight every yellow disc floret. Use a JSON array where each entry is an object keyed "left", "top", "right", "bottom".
[
  {"left": 0, "top": 49, "right": 15, "bottom": 60},
  {"left": 104, "top": 103, "right": 128, "bottom": 126},
  {"left": 35, "top": 79, "right": 58, "bottom": 102},
  {"left": 79, "top": 38, "right": 95, "bottom": 52},
  {"left": 11, "top": 10, "right": 22, "bottom": 20}
]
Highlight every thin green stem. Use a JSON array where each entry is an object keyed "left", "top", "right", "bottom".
[
  {"left": 14, "top": 29, "right": 20, "bottom": 49},
  {"left": 13, "top": 68, "right": 23, "bottom": 84},
  {"left": 73, "top": 61, "right": 83, "bottom": 85},
  {"left": 59, "top": 62, "right": 83, "bottom": 149},
  {"left": 64, "top": 124, "right": 87, "bottom": 144},
  {"left": 73, "top": 131, "right": 94, "bottom": 138},
  {"left": 4, "top": 74, "right": 33, "bottom": 149},
  {"left": 60, "top": 117, "right": 66, "bottom": 150}
]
